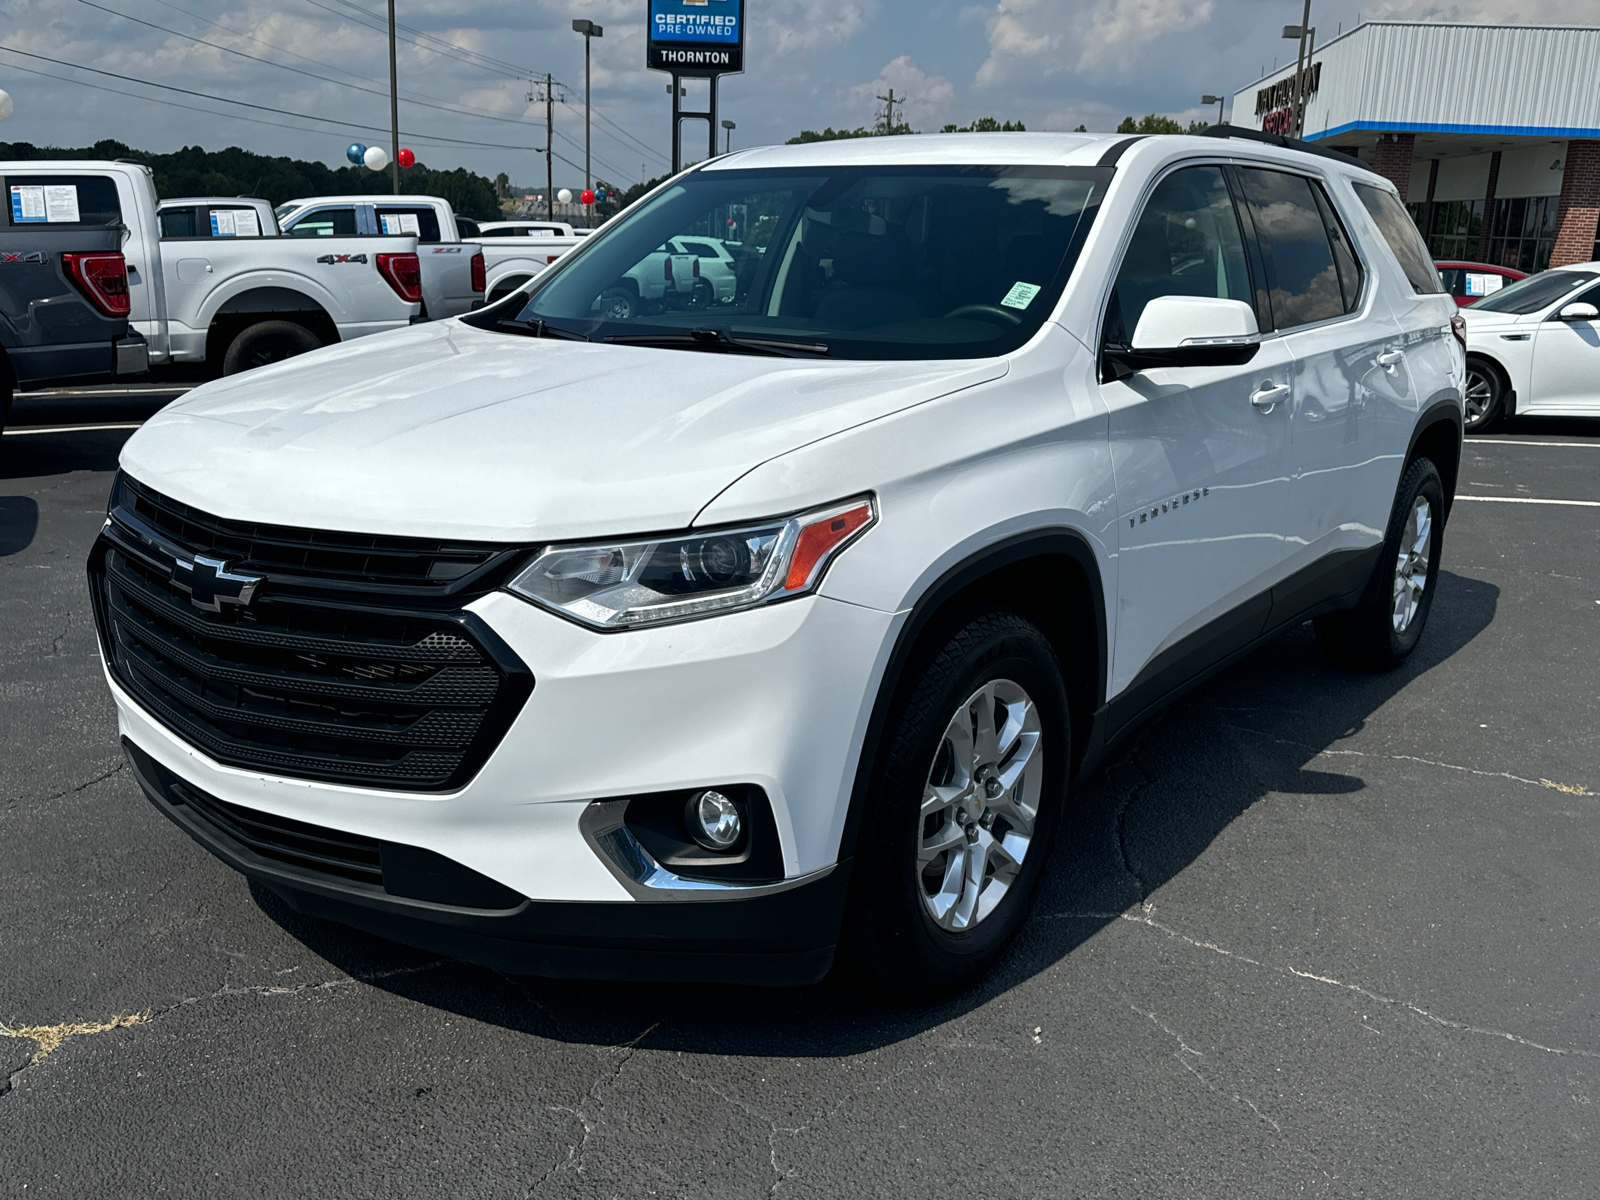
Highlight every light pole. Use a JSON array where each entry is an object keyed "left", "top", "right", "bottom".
[
  {"left": 386, "top": 0, "right": 400, "bottom": 193},
  {"left": 721, "top": 119, "right": 735, "bottom": 154},
  {"left": 571, "top": 19, "right": 603, "bottom": 193},
  {"left": 1201, "top": 94, "right": 1225, "bottom": 126},
  {"left": 1283, "top": 3, "right": 1314, "bottom": 139}
]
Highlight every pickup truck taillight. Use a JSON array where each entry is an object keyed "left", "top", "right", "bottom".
[
  {"left": 376, "top": 253, "right": 423, "bottom": 305},
  {"left": 470, "top": 251, "right": 486, "bottom": 294},
  {"left": 61, "top": 252, "right": 131, "bottom": 317}
]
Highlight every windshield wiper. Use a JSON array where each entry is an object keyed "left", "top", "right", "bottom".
[
  {"left": 605, "top": 328, "right": 830, "bottom": 358},
  {"left": 494, "top": 317, "right": 591, "bottom": 342}
]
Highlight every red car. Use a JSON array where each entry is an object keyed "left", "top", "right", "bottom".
[{"left": 1434, "top": 260, "right": 1528, "bottom": 307}]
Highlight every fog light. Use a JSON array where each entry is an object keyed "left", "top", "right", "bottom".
[{"left": 686, "top": 789, "right": 743, "bottom": 851}]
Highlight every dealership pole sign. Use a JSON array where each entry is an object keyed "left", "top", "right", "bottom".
[
  {"left": 648, "top": 0, "right": 746, "bottom": 75},
  {"left": 649, "top": 0, "right": 746, "bottom": 172}
]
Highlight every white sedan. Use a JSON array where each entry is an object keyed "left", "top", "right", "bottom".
[{"left": 1459, "top": 263, "right": 1600, "bottom": 431}]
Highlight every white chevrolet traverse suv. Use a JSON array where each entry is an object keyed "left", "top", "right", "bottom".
[{"left": 93, "top": 130, "right": 1464, "bottom": 996}]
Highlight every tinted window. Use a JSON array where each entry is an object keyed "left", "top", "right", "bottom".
[
  {"left": 287, "top": 207, "right": 358, "bottom": 237},
  {"left": 678, "top": 240, "right": 722, "bottom": 258},
  {"left": 159, "top": 207, "right": 199, "bottom": 238},
  {"left": 4, "top": 174, "right": 123, "bottom": 228},
  {"left": 1473, "top": 270, "right": 1597, "bottom": 315},
  {"left": 1236, "top": 168, "right": 1344, "bottom": 329},
  {"left": 487, "top": 164, "right": 1110, "bottom": 361},
  {"left": 377, "top": 206, "right": 442, "bottom": 242},
  {"left": 1312, "top": 184, "right": 1363, "bottom": 313},
  {"left": 1354, "top": 183, "right": 1446, "bottom": 295},
  {"left": 1104, "top": 165, "right": 1252, "bottom": 345}
]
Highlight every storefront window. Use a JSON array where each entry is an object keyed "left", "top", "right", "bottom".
[
  {"left": 1485, "top": 195, "right": 1559, "bottom": 272},
  {"left": 1421, "top": 199, "right": 1485, "bottom": 261}
]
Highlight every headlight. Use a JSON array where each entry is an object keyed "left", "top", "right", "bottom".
[{"left": 506, "top": 496, "right": 876, "bottom": 630}]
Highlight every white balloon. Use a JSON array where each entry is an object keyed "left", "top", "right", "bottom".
[
  {"left": 0, "top": 91, "right": 13, "bottom": 122},
  {"left": 557, "top": 188, "right": 573, "bottom": 204},
  {"left": 363, "top": 146, "right": 390, "bottom": 171}
]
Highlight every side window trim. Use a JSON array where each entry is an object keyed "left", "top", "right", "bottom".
[
  {"left": 1310, "top": 179, "right": 1367, "bottom": 316},
  {"left": 1234, "top": 163, "right": 1370, "bottom": 336},
  {"left": 1222, "top": 164, "right": 1276, "bottom": 334}
]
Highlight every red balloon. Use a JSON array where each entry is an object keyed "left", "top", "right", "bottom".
[
  {"left": 580, "top": 188, "right": 596, "bottom": 206},
  {"left": 397, "top": 147, "right": 415, "bottom": 169}
]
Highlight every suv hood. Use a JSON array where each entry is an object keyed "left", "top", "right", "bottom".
[{"left": 120, "top": 321, "right": 1007, "bottom": 542}]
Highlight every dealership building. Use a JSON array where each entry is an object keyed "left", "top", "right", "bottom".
[{"left": 1231, "top": 21, "right": 1600, "bottom": 270}]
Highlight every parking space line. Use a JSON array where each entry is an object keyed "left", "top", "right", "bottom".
[
  {"left": 3, "top": 422, "right": 145, "bottom": 436},
  {"left": 1468, "top": 439, "right": 1600, "bottom": 448},
  {"left": 1457, "top": 495, "right": 1600, "bottom": 507}
]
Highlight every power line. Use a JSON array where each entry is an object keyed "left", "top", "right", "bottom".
[
  {"left": 0, "top": 43, "right": 544, "bottom": 150},
  {"left": 77, "top": 0, "right": 551, "bottom": 134},
  {"left": 306, "top": 0, "right": 531, "bottom": 79}
]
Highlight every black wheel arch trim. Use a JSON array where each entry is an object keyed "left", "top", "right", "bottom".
[
  {"left": 834, "top": 527, "right": 1108, "bottom": 865},
  {"left": 1403, "top": 395, "right": 1464, "bottom": 516}
]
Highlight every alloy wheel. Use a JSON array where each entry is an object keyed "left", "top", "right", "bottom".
[
  {"left": 1463, "top": 367, "right": 1494, "bottom": 426},
  {"left": 1392, "top": 496, "right": 1432, "bottom": 632},
  {"left": 917, "top": 679, "right": 1043, "bottom": 931}
]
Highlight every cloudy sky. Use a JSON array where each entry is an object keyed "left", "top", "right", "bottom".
[{"left": 0, "top": 0, "right": 1591, "bottom": 189}]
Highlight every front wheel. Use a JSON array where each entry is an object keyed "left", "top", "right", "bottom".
[
  {"left": 846, "top": 610, "right": 1070, "bottom": 998},
  {"left": 1314, "top": 456, "right": 1444, "bottom": 671},
  {"left": 598, "top": 287, "right": 637, "bottom": 321},
  {"left": 1463, "top": 358, "right": 1505, "bottom": 432}
]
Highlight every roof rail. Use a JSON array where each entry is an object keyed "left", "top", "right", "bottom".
[{"left": 1196, "top": 124, "right": 1362, "bottom": 167}]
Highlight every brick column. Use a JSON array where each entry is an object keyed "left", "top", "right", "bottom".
[
  {"left": 1551, "top": 139, "right": 1600, "bottom": 268},
  {"left": 1372, "top": 133, "right": 1416, "bottom": 203},
  {"left": 1474, "top": 150, "right": 1503, "bottom": 263}
]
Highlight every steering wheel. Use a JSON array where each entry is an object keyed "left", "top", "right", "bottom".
[{"left": 942, "top": 303, "right": 1024, "bottom": 327}]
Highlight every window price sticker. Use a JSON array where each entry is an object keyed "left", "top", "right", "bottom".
[
  {"left": 1465, "top": 272, "right": 1505, "bottom": 297},
  {"left": 10, "top": 184, "right": 80, "bottom": 223},
  {"left": 381, "top": 212, "right": 420, "bottom": 235},
  {"left": 1001, "top": 281, "right": 1042, "bottom": 310}
]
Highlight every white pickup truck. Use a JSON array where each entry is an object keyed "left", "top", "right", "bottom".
[
  {"left": 274, "top": 194, "right": 484, "bottom": 320},
  {"left": 0, "top": 161, "right": 422, "bottom": 375}
]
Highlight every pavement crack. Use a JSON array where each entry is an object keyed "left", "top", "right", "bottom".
[
  {"left": 526, "top": 1023, "right": 659, "bottom": 1196},
  {"left": 1109, "top": 731, "right": 1158, "bottom": 903},
  {"left": 9, "top": 759, "right": 126, "bottom": 811},
  {"left": 1219, "top": 723, "right": 1594, "bottom": 798},
  {"left": 1129, "top": 1003, "right": 1281, "bottom": 1134},
  {"left": 1053, "top": 906, "right": 1600, "bottom": 1063},
  {"left": 0, "top": 1013, "right": 147, "bottom": 1097}
]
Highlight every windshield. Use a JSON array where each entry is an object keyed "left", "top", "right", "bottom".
[
  {"left": 1472, "top": 269, "right": 1597, "bottom": 315},
  {"left": 468, "top": 164, "right": 1111, "bottom": 359}
]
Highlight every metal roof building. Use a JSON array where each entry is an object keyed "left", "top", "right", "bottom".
[{"left": 1232, "top": 21, "right": 1600, "bottom": 270}]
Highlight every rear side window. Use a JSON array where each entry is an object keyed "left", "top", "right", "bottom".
[
  {"left": 5, "top": 174, "right": 123, "bottom": 227},
  {"left": 1235, "top": 168, "right": 1346, "bottom": 329},
  {"left": 1354, "top": 183, "right": 1445, "bottom": 295},
  {"left": 287, "top": 207, "right": 358, "bottom": 237},
  {"left": 377, "top": 206, "right": 442, "bottom": 242},
  {"left": 159, "top": 207, "right": 199, "bottom": 238},
  {"left": 207, "top": 207, "right": 263, "bottom": 237},
  {"left": 1105, "top": 164, "right": 1253, "bottom": 345}
]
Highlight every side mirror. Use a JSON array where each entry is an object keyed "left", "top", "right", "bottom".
[
  {"left": 1103, "top": 296, "right": 1261, "bottom": 381},
  {"left": 1556, "top": 301, "right": 1599, "bottom": 322}
]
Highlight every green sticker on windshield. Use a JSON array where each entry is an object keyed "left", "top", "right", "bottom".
[{"left": 1002, "top": 281, "right": 1042, "bottom": 311}]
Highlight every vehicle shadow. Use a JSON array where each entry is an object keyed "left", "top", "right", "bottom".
[
  {"left": 253, "top": 568, "right": 1500, "bottom": 1055},
  {"left": 0, "top": 496, "right": 39, "bottom": 556},
  {"left": 1477, "top": 415, "right": 1600, "bottom": 439},
  {"left": 0, "top": 427, "right": 134, "bottom": 481}
]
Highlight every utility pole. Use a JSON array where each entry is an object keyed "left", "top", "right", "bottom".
[
  {"left": 877, "top": 87, "right": 901, "bottom": 134},
  {"left": 529, "top": 73, "right": 563, "bottom": 222},
  {"left": 572, "top": 19, "right": 603, "bottom": 192},
  {"left": 386, "top": 0, "right": 400, "bottom": 193}
]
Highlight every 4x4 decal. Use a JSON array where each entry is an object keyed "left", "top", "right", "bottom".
[
  {"left": 0, "top": 251, "right": 47, "bottom": 263},
  {"left": 316, "top": 253, "right": 369, "bottom": 265},
  {"left": 1128, "top": 487, "right": 1210, "bottom": 529}
]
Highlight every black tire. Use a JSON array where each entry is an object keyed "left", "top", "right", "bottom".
[
  {"left": 598, "top": 287, "right": 637, "bottom": 321},
  {"left": 846, "top": 610, "right": 1070, "bottom": 998},
  {"left": 1463, "top": 357, "right": 1505, "bottom": 432},
  {"left": 1314, "top": 456, "right": 1445, "bottom": 672},
  {"left": 689, "top": 279, "right": 715, "bottom": 309},
  {"left": 221, "top": 320, "right": 323, "bottom": 376}
]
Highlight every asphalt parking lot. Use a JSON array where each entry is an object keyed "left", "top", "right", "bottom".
[{"left": 2, "top": 387, "right": 1597, "bottom": 1199}]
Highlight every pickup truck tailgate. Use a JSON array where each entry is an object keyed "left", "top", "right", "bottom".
[{"left": 419, "top": 241, "right": 483, "bottom": 319}]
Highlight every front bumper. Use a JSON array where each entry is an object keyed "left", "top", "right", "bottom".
[{"left": 108, "top": 588, "right": 897, "bottom": 984}]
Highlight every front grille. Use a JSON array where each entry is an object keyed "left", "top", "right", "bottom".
[
  {"left": 112, "top": 473, "right": 521, "bottom": 595},
  {"left": 92, "top": 479, "right": 534, "bottom": 791}
]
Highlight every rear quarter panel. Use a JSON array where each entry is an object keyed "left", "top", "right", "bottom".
[{"left": 0, "top": 227, "right": 127, "bottom": 385}]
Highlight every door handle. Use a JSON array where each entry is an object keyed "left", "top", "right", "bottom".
[
  {"left": 1377, "top": 349, "right": 1405, "bottom": 367},
  {"left": 1250, "top": 382, "right": 1291, "bottom": 412}
]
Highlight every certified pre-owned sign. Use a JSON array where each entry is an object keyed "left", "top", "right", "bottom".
[{"left": 647, "top": 0, "right": 745, "bottom": 74}]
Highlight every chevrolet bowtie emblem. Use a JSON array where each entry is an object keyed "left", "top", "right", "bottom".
[{"left": 172, "top": 555, "right": 263, "bottom": 612}]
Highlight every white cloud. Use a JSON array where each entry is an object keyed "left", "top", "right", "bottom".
[
  {"left": 976, "top": 0, "right": 1214, "bottom": 86},
  {"left": 763, "top": 0, "right": 877, "bottom": 53},
  {"left": 849, "top": 57, "right": 956, "bottom": 131}
]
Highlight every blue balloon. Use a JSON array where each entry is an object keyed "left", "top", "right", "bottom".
[{"left": 345, "top": 142, "right": 367, "bottom": 165}]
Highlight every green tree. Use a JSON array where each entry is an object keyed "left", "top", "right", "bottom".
[
  {"left": 1074, "top": 124, "right": 1088, "bottom": 132},
  {"left": 940, "top": 117, "right": 1026, "bottom": 133},
  {"left": 1115, "top": 114, "right": 1188, "bottom": 135}
]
